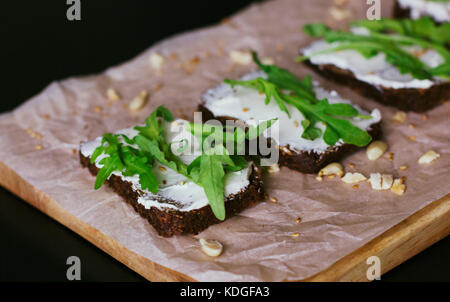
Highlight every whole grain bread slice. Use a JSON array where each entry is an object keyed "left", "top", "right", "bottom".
[
  {"left": 80, "top": 151, "right": 264, "bottom": 237},
  {"left": 303, "top": 60, "right": 450, "bottom": 112}
]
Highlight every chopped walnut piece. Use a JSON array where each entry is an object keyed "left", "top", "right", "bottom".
[
  {"left": 106, "top": 88, "right": 120, "bottom": 102},
  {"left": 318, "top": 162, "right": 344, "bottom": 177},
  {"left": 229, "top": 50, "right": 252, "bottom": 65},
  {"left": 129, "top": 90, "right": 148, "bottom": 112},
  {"left": 392, "top": 111, "right": 407, "bottom": 123},
  {"left": 369, "top": 173, "right": 393, "bottom": 190},
  {"left": 391, "top": 178, "right": 406, "bottom": 195},
  {"left": 149, "top": 53, "right": 165, "bottom": 72},
  {"left": 418, "top": 150, "right": 440, "bottom": 164},
  {"left": 341, "top": 172, "right": 367, "bottom": 184}
]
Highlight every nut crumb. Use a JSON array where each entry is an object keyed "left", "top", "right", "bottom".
[
  {"left": 318, "top": 162, "right": 344, "bottom": 178},
  {"left": 35, "top": 144, "right": 43, "bottom": 150},
  {"left": 418, "top": 150, "right": 440, "bottom": 164},
  {"left": 159, "top": 166, "right": 167, "bottom": 172},
  {"left": 352, "top": 184, "right": 359, "bottom": 189},
  {"left": 72, "top": 149, "right": 77, "bottom": 155},
  {"left": 366, "top": 141, "right": 388, "bottom": 161},
  {"left": 391, "top": 178, "right": 406, "bottom": 195},
  {"left": 369, "top": 173, "right": 393, "bottom": 190},
  {"left": 94, "top": 106, "right": 103, "bottom": 113},
  {"left": 106, "top": 88, "right": 120, "bottom": 102},
  {"left": 408, "top": 136, "right": 416, "bottom": 141},
  {"left": 229, "top": 50, "right": 252, "bottom": 65},
  {"left": 270, "top": 197, "right": 278, "bottom": 203},
  {"left": 392, "top": 111, "right": 407, "bottom": 123},
  {"left": 129, "top": 90, "right": 148, "bottom": 112},
  {"left": 399, "top": 165, "right": 408, "bottom": 171},
  {"left": 341, "top": 172, "right": 367, "bottom": 184},
  {"left": 388, "top": 152, "right": 394, "bottom": 161},
  {"left": 296, "top": 217, "right": 302, "bottom": 224},
  {"left": 42, "top": 114, "right": 51, "bottom": 120},
  {"left": 409, "top": 123, "right": 415, "bottom": 129},
  {"left": 261, "top": 57, "right": 275, "bottom": 65},
  {"left": 423, "top": 114, "right": 428, "bottom": 121},
  {"left": 329, "top": 6, "right": 352, "bottom": 20},
  {"left": 348, "top": 163, "right": 355, "bottom": 168},
  {"left": 199, "top": 238, "right": 223, "bottom": 257},
  {"left": 242, "top": 107, "right": 249, "bottom": 112},
  {"left": 291, "top": 232, "right": 300, "bottom": 238},
  {"left": 267, "top": 163, "right": 280, "bottom": 173},
  {"left": 149, "top": 53, "right": 165, "bottom": 73}
]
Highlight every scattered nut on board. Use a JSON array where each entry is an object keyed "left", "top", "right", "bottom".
[
  {"left": 318, "top": 162, "right": 344, "bottom": 178},
  {"left": 267, "top": 163, "right": 280, "bottom": 173},
  {"left": 106, "top": 88, "right": 120, "bottom": 101},
  {"left": 369, "top": 173, "right": 393, "bottom": 190},
  {"left": 392, "top": 111, "right": 407, "bottom": 123},
  {"left": 261, "top": 57, "right": 275, "bottom": 65},
  {"left": 329, "top": 6, "right": 352, "bottom": 20},
  {"left": 418, "top": 150, "right": 440, "bottom": 164},
  {"left": 229, "top": 50, "right": 252, "bottom": 65},
  {"left": 129, "top": 90, "right": 148, "bottom": 112},
  {"left": 341, "top": 172, "right": 367, "bottom": 184},
  {"left": 391, "top": 178, "right": 406, "bottom": 195},
  {"left": 149, "top": 53, "right": 165, "bottom": 72},
  {"left": 199, "top": 238, "right": 223, "bottom": 257},
  {"left": 366, "top": 141, "right": 388, "bottom": 160}
]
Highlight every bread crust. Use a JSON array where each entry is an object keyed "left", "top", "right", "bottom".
[
  {"left": 80, "top": 151, "right": 264, "bottom": 237},
  {"left": 303, "top": 60, "right": 449, "bottom": 112}
]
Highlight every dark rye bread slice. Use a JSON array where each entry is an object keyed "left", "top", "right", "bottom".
[
  {"left": 80, "top": 151, "right": 264, "bottom": 237},
  {"left": 198, "top": 104, "right": 382, "bottom": 174},
  {"left": 303, "top": 60, "right": 450, "bottom": 112}
]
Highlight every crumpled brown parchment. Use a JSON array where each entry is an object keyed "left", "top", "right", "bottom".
[{"left": 0, "top": 0, "right": 449, "bottom": 281}]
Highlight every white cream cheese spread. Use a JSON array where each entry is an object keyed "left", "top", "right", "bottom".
[
  {"left": 80, "top": 120, "right": 252, "bottom": 212},
  {"left": 301, "top": 32, "right": 445, "bottom": 89},
  {"left": 203, "top": 71, "right": 381, "bottom": 154},
  {"left": 398, "top": 0, "right": 450, "bottom": 23}
]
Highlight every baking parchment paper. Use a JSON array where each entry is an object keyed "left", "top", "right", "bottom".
[{"left": 0, "top": 0, "right": 449, "bottom": 281}]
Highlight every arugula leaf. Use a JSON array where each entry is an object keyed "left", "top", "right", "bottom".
[
  {"left": 299, "top": 19, "right": 450, "bottom": 80},
  {"left": 352, "top": 17, "right": 450, "bottom": 44},
  {"left": 197, "top": 154, "right": 226, "bottom": 220},
  {"left": 225, "top": 78, "right": 290, "bottom": 117},
  {"left": 121, "top": 146, "right": 158, "bottom": 193},
  {"left": 226, "top": 52, "right": 374, "bottom": 147},
  {"left": 91, "top": 106, "right": 275, "bottom": 221},
  {"left": 251, "top": 51, "right": 317, "bottom": 103}
]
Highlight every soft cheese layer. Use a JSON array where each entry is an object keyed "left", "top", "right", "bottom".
[
  {"left": 81, "top": 120, "right": 252, "bottom": 212},
  {"left": 203, "top": 71, "right": 381, "bottom": 154},
  {"left": 301, "top": 29, "right": 445, "bottom": 89},
  {"left": 398, "top": 0, "right": 450, "bottom": 23}
]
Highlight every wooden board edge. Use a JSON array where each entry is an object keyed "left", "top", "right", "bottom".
[
  {"left": 0, "top": 160, "right": 196, "bottom": 282},
  {"left": 300, "top": 194, "right": 450, "bottom": 282},
  {"left": 1, "top": 159, "right": 449, "bottom": 282}
]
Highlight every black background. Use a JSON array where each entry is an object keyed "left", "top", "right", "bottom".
[{"left": 0, "top": 0, "right": 448, "bottom": 282}]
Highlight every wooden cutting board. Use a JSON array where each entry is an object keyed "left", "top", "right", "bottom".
[{"left": 1, "top": 159, "right": 449, "bottom": 281}]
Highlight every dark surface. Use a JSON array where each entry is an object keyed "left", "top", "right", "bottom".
[{"left": 0, "top": 0, "right": 448, "bottom": 282}]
